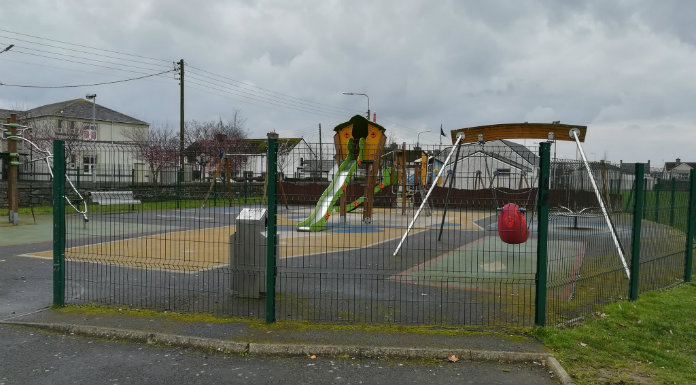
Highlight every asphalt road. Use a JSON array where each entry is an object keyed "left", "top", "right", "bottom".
[
  {"left": 0, "top": 214, "right": 554, "bottom": 385},
  {"left": 0, "top": 324, "right": 552, "bottom": 385}
]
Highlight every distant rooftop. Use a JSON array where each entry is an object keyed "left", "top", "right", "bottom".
[{"left": 1, "top": 99, "right": 148, "bottom": 125}]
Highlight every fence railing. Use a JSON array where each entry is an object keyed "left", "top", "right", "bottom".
[{"left": 44, "top": 138, "right": 696, "bottom": 327}]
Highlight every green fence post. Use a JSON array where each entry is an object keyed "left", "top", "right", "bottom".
[
  {"left": 670, "top": 178, "right": 676, "bottom": 227},
  {"left": 266, "top": 132, "right": 278, "bottom": 324},
  {"left": 684, "top": 169, "right": 696, "bottom": 283},
  {"left": 53, "top": 140, "right": 66, "bottom": 307},
  {"left": 176, "top": 168, "right": 182, "bottom": 209},
  {"left": 629, "top": 163, "right": 645, "bottom": 301},
  {"left": 642, "top": 178, "right": 648, "bottom": 219},
  {"left": 654, "top": 182, "right": 661, "bottom": 223},
  {"left": 535, "top": 142, "right": 551, "bottom": 327}
]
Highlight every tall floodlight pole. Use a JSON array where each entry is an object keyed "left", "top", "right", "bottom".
[{"left": 342, "top": 92, "right": 370, "bottom": 119}]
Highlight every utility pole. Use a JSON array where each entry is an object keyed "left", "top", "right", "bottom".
[
  {"left": 318, "top": 123, "right": 323, "bottom": 179},
  {"left": 178, "top": 59, "right": 185, "bottom": 171}
]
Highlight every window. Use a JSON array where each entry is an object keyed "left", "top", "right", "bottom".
[
  {"left": 69, "top": 121, "right": 77, "bottom": 135},
  {"left": 83, "top": 155, "right": 96, "bottom": 174},
  {"left": 496, "top": 168, "right": 511, "bottom": 176},
  {"left": 82, "top": 127, "right": 97, "bottom": 141},
  {"left": 57, "top": 120, "right": 63, "bottom": 133}
]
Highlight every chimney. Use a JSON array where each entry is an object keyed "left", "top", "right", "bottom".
[{"left": 676, "top": 158, "right": 681, "bottom": 164}]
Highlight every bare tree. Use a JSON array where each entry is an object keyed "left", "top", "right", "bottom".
[
  {"left": 386, "top": 131, "right": 400, "bottom": 152},
  {"left": 275, "top": 138, "right": 297, "bottom": 179},
  {"left": 186, "top": 113, "right": 248, "bottom": 178},
  {"left": 124, "top": 124, "right": 179, "bottom": 183}
]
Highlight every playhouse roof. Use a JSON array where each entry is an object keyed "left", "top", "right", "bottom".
[{"left": 333, "top": 115, "right": 386, "bottom": 137}]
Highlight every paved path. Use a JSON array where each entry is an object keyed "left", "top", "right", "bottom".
[{"left": 0, "top": 214, "right": 566, "bottom": 385}]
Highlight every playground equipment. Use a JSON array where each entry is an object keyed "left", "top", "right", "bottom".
[
  {"left": 393, "top": 122, "right": 630, "bottom": 279},
  {"left": 200, "top": 151, "right": 287, "bottom": 209},
  {"left": 498, "top": 203, "right": 529, "bottom": 244},
  {"left": 334, "top": 166, "right": 393, "bottom": 214},
  {"left": 1, "top": 114, "right": 88, "bottom": 223},
  {"left": 392, "top": 147, "right": 432, "bottom": 216},
  {"left": 296, "top": 115, "right": 386, "bottom": 231}
]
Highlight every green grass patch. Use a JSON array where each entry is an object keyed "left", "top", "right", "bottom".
[
  {"left": 535, "top": 282, "right": 696, "bottom": 385},
  {"left": 56, "top": 304, "right": 532, "bottom": 341}
]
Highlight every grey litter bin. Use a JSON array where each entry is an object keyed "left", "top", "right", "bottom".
[{"left": 229, "top": 208, "right": 276, "bottom": 298}]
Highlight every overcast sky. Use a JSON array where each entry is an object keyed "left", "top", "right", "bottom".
[{"left": 1, "top": 0, "right": 694, "bottom": 165}]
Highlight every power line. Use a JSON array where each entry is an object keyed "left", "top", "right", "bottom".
[
  {"left": 2, "top": 42, "right": 170, "bottom": 73},
  {"left": 185, "top": 77, "right": 347, "bottom": 119},
  {"left": 186, "top": 72, "right": 350, "bottom": 118},
  {"left": 0, "top": 29, "right": 383, "bottom": 128},
  {"left": 0, "top": 28, "right": 170, "bottom": 63},
  {"left": 187, "top": 68, "right": 353, "bottom": 115},
  {"left": 0, "top": 34, "right": 170, "bottom": 70},
  {"left": 4, "top": 46, "right": 172, "bottom": 77},
  {"left": 0, "top": 69, "right": 176, "bottom": 88},
  {"left": 0, "top": 57, "right": 175, "bottom": 88},
  {"left": 186, "top": 64, "right": 357, "bottom": 115}
]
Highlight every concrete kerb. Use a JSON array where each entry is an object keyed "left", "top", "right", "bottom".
[{"left": 1, "top": 321, "right": 574, "bottom": 384}]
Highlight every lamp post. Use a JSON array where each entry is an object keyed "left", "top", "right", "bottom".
[
  {"left": 85, "top": 93, "right": 97, "bottom": 136},
  {"left": 417, "top": 130, "right": 431, "bottom": 149},
  {"left": 342, "top": 92, "right": 370, "bottom": 119}
]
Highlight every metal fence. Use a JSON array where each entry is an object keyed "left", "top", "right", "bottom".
[{"left": 47, "top": 137, "right": 696, "bottom": 327}]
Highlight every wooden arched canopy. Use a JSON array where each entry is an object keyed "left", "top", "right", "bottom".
[{"left": 449, "top": 123, "right": 587, "bottom": 144}]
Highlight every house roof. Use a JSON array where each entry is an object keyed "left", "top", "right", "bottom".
[
  {"left": 242, "top": 138, "right": 304, "bottom": 154},
  {"left": 333, "top": 115, "right": 386, "bottom": 138},
  {"left": 0, "top": 109, "right": 23, "bottom": 121},
  {"left": 620, "top": 162, "right": 652, "bottom": 174},
  {"left": 500, "top": 140, "right": 539, "bottom": 167},
  {"left": 435, "top": 139, "right": 538, "bottom": 172},
  {"left": 664, "top": 161, "right": 696, "bottom": 172},
  {"left": 17, "top": 99, "right": 148, "bottom": 125}
]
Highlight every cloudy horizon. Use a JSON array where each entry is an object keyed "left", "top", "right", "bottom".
[{"left": 1, "top": 0, "right": 694, "bottom": 166}]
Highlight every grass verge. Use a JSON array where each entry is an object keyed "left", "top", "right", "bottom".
[{"left": 534, "top": 282, "right": 696, "bottom": 385}]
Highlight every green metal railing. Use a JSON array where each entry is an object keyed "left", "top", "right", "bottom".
[{"left": 46, "top": 139, "right": 696, "bottom": 327}]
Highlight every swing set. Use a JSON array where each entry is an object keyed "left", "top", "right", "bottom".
[{"left": 392, "top": 122, "right": 631, "bottom": 279}]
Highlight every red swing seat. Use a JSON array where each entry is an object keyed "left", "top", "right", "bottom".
[{"left": 497, "top": 203, "right": 529, "bottom": 244}]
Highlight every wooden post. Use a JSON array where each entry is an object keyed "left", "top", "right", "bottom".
[
  {"left": 7, "top": 114, "right": 19, "bottom": 225},
  {"left": 363, "top": 135, "right": 386, "bottom": 222}
]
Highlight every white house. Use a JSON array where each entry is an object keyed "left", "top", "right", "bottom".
[
  {"left": 202, "top": 137, "right": 317, "bottom": 181},
  {"left": 436, "top": 139, "right": 540, "bottom": 190},
  {"left": 662, "top": 158, "right": 695, "bottom": 181},
  {"left": 1, "top": 98, "right": 149, "bottom": 182}
]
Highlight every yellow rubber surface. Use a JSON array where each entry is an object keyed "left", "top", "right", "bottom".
[{"left": 29, "top": 209, "right": 490, "bottom": 271}]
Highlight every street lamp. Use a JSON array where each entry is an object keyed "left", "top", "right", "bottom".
[
  {"left": 342, "top": 92, "right": 370, "bottom": 119},
  {"left": 417, "top": 130, "right": 431, "bottom": 149},
  {"left": 85, "top": 94, "right": 97, "bottom": 135}
]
